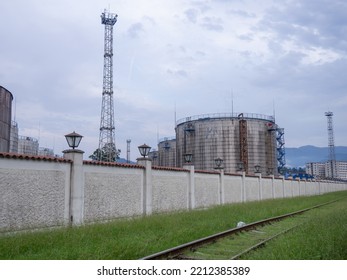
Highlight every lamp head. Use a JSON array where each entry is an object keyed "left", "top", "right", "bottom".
[
  {"left": 184, "top": 153, "right": 193, "bottom": 163},
  {"left": 214, "top": 157, "right": 223, "bottom": 169},
  {"left": 65, "top": 131, "right": 83, "bottom": 149},
  {"left": 138, "top": 143, "right": 151, "bottom": 158}
]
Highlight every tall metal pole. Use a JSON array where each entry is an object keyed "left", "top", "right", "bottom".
[
  {"left": 325, "top": 111, "right": 336, "bottom": 178},
  {"left": 126, "top": 139, "right": 131, "bottom": 163},
  {"left": 98, "top": 10, "right": 118, "bottom": 162}
]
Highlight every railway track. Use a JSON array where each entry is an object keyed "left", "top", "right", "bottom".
[{"left": 140, "top": 200, "right": 338, "bottom": 260}]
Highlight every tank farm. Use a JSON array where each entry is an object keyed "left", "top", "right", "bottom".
[{"left": 154, "top": 113, "right": 285, "bottom": 176}]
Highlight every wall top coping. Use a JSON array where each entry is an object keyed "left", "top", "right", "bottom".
[
  {"left": 152, "top": 165, "right": 190, "bottom": 172},
  {"left": 224, "top": 172, "right": 243, "bottom": 177},
  {"left": 195, "top": 169, "right": 220, "bottom": 175},
  {"left": 0, "top": 152, "right": 72, "bottom": 163},
  {"left": 245, "top": 174, "right": 260, "bottom": 178},
  {"left": 83, "top": 160, "right": 144, "bottom": 169}
]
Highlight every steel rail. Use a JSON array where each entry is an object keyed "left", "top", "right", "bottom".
[
  {"left": 230, "top": 225, "right": 300, "bottom": 260},
  {"left": 140, "top": 200, "right": 338, "bottom": 260}
]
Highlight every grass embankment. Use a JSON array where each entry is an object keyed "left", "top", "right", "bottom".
[{"left": 0, "top": 191, "right": 346, "bottom": 259}]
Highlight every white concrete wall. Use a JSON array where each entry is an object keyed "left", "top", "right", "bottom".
[
  {"left": 284, "top": 179, "right": 293, "bottom": 198},
  {"left": 83, "top": 164, "right": 144, "bottom": 222},
  {"left": 194, "top": 172, "right": 219, "bottom": 208},
  {"left": 152, "top": 169, "right": 189, "bottom": 213},
  {"left": 320, "top": 181, "right": 329, "bottom": 193},
  {"left": 291, "top": 180, "right": 300, "bottom": 197},
  {"left": 273, "top": 178, "right": 284, "bottom": 198},
  {"left": 244, "top": 176, "right": 260, "bottom": 201},
  {"left": 261, "top": 176, "right": 273, "bottom": 200},
  {"left": 224, "top": 175, "right": 243, "bottom": 203},
  {"left": 0, "top": 157, "right": 70, "bottom": 231},
  {"left": 1, "top": 154, "right": 347, "bottom": 233}
]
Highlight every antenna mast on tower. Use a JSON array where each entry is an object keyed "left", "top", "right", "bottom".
[
  {"left": 325, "top": 111, "right": 336, "bottom": 178},
  {"left": 98, "top": 10, "right": 118, "bottom": 162}
]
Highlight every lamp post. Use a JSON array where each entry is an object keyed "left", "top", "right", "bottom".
[
  {"left": 254, "top": 164, "right": 261, "bottom": 174},
  {"left": 138, "top": 143, "right": 151, "bottom": 158},
  {"left": 137, "top": 144, "right": 152, "bottom": 215},
  {"left": 184, "top": 153, "right": 193, "bottom": 164},
  {"left": 214, "top": 157, "right": 223, "bottom": 170},
  {"left": 64, "top": 131, "right": 83, "bottom": 150},
  {"left": 214, "top": 157, "right": 224, "bottom": 204},
  {"left": 237, "top": 161, "right": 244, "bottom": 172},
  {"left": 62, "top": 131, "right": 84, "bottom": 225}
]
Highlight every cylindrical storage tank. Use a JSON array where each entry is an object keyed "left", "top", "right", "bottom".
[
  {"left": 0, "top": 86, "right": 13, "bottom": 153},
  {"left": 157, "top": 137, "right": 176, "bottom": 167},
  {"left": 175, "top": 113, "right": 278, "bottom": 175}
]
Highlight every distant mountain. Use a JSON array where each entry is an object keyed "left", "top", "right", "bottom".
[
  {"left": 285, "top": 145, "right": 347, "bottom": 167},
  {"left": 117, "top": 157, "right": 137, "bottom": 164}
]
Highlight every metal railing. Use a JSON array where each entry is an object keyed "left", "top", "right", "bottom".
[{"left": 176, "top": 112, "right": 275, "bottom": 126}]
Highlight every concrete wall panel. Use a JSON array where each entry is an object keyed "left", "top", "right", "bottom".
[
  {"left": 261, "top": 177, "right": 273, "bottom": 200},
  {"left": 283, "top": 180, "right": 293, "bottom": 198},
  {"left": 291, "top": 180, "right": 300, "bottom": 197},
  {"left": 224, "top": 175, "right": 242, "bottom": 203},
  {"left": 84, "top": 166, "right": 143, "bottom": 221},
  {"left": 194, "top": 173, "right": 219, "bottom": 208},
  {"left": 0, "top": 158, "right": 70, "bottom": 231},
  {"left": 152, "top": 170, "right": 189, "bottom": 212},
  {"left": 273, "top": 178, "right": 284, "bottom": 198},
  {"left": 245, "top": 177, "right": 260, "bottom": 201}
]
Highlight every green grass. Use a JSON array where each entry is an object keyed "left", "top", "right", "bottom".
[
  {"left": 0, "top": 191, "right": 346, "bottom": 259},
  {"left": 240, "top": 197, "right": 347, "bottom": 259}
]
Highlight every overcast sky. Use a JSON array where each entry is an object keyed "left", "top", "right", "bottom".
[{"left": 1, "top": 0, "right": 346, "bottom": 161}]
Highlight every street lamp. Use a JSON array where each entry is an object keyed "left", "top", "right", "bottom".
[
  {"left": 254, "top": 164, "right": 261, "bottom": 173},
  {"left": 214, "top": 157, "right": 223, "bottom": 169},
  {"left": 64, "top": 131, "right": 83, "bottom": 149},
  {"left": 138, "top": 143, "right": 151, "bottom": 158},
  {"left": 184, "top": 153, "right": 193, "bottom": 163},
  {"left": 237, "top": 161, "right": 244, "bottom": 171}
]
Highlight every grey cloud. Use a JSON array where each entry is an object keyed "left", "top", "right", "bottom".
[
  {"left": 143, "top": 16, "right": 156, "bottom": 25},
  {"left": 200, "top": 16, "right": 224, "bottom": 31},
  {"left": 228, "top": 9, "right": 256, "bottom": 18},
  {"left": 251, "top": 49, "right": 347, "bottom": 100},
  {"left": 237, "top": 33, "right": 253, "bottom": 41},
  {"left": 261, "top": 0, "right": 347, "bottom": 51},
  {"left": 127, "top": 22, "right": 144, "bottom": 38},
  {"left": 195, "top": 50, "right": 206, "bottom": 57},
  {"left": 167, "top": 68, "right": 188, "bottom": 78},
  {"left": 185, "top": 8, "right": 199, "bottom": 23},
  {"left": 189, "top": 0, "right": 212, "bottom": 13},
  {"left": 184, "top": 2, "right": 224, "bottom": 32}
]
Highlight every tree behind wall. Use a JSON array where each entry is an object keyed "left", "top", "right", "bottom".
[{"left": 89, "top": 143, "right": 120, "bottom": 162}]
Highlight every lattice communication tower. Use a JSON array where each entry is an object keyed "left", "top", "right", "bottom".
[
  {"left": 325, "top": 111, "right": 336, "bottom": 178},
  {"left": 98, "top": 10, "right": 118, "bottom": 162}
]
